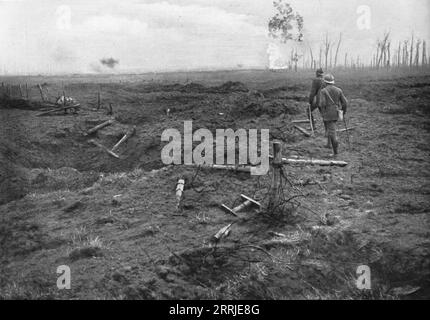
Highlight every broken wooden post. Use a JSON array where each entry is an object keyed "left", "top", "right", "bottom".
[
  {"left": 107, "top": 103, "right": 113, "bottom": 115},
  {"left": 268, "top": 141, "right": 283, "bottom": 211},
  {"left": 84, "top": 119, "right": 114, "bottom": 136},
  {"left": 89, "top": 139, "right": 120, "bottom": 159},
  {"left": 211, "top": 223, "right": 233, "bottom": 244},
  {"left": 25, "top": 83, "right": 29, "bottom": 100},
  {"left": 38, "top": 84, "right": 46, "bottom": 101},
  {"left": 221, "top": 194, "right": 261, "bottom": 217},
  {"left": 175, "top": 179, "right": 185, "bottom": 210},
  {"left": 294, "top": 125, "right": 311, "bottom": 137},
  {"left": 111, "top": 126, "right": 136, "bottom": 152}
]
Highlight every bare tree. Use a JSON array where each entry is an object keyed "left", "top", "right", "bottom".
[
  {"left": 409, "top": 33, "right": 414, "bottom": 67},
  {"left": 323, "top": 33, "right": 331, "bottom": 70},
  {"left": 415, "top": 39, "right": 421, "bottom": 66},
  {"left": 334, "top": 33, "right": 342, "bottom": 68}
]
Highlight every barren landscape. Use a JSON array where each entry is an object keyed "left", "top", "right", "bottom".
[{"left": 0, "top": 69, "right": 429, "bottom": 299}]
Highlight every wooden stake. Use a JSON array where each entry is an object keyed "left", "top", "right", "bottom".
[
  {"left": 308, "top": 104, "right": 314, "bottom": 135},
  {"left": 111, "top": 126, "right": 136, "bottom": 152},
  {"left": 84, "top": 119, "right": 114, "bottom": 136},
  {"left": 19, "top": 84, "right": 24, "bottom": 98},
  {"left": 97, "top": 92, "right": 101, "bottom": 110},
  {"left": 268, "top": 142, "right": 282, "bottom": 210},
  {"left": 38, "top": 84, "right": 46, "bottom": 101},
  {"left": 25, "top": 83, "right": 29, "bottom": 100}
]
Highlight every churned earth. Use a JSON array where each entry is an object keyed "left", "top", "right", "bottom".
[{"left": 0, "top": 69, "right": 429, "bottom": 299}]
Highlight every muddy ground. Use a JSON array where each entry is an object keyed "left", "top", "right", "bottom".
[{"left": 0, "top": 69, "right": 429, "bottom": 299}]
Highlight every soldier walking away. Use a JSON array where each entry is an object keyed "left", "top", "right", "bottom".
[
  {"left": 308, "top": 68, "right": 324, "bottom": 130},
  {"left": 319, "top": 74, "right": 348, "bottom": 157}
]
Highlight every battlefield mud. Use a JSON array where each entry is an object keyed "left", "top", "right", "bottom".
[{"left": 0, "top": 69, "right": 429, "bottom": 299}]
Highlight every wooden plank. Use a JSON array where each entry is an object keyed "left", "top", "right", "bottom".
[
  {"left": 269, "top": 155, "right": 348, "bottom": 167},
  {"left": 294, "top": 125, "right": 311, "bottom": 137},
  {"left": 187, "top": 163, "right": 252, "bottom": 173},
  {"left": 89, "top": 139, "right": 120, "bottom": 159},
  {"left": 111, "top": 126, "right": 136, "bottom": 152},
  {"left": 292, "top": 119, "right": 310, "bottom": 124}
]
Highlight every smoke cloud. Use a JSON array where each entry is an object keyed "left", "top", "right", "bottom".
[{"left": 100, "top": 58, "right": 119, "bottom": 69}]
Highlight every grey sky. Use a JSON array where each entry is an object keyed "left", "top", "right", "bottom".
[{"left": 0, "top": 0, "right": 429, "bottom": 74}]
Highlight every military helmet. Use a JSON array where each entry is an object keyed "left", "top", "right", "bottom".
[{"left": 323, "top": 73, "right": 335, "bottom": 84}]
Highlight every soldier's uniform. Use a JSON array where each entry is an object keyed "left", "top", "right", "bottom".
[
  {"left": 308, "top": 68, "right": 324, "bottom": 128},
  {"left": 319, "top": 74, "right": 348, "bottom": 156}
]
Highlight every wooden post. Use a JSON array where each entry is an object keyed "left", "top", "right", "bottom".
[
  {"left": 38, "top": 84, "right": 45, "bottom": 101},
  {"left": 25, "top": 83, "right": 29, "bottom": 100},
  {"left": 97, "top": 92, "right": 101, "bottom": 110},
  {"left": 19, "top": 84, "right": 24, "bottom": 98},
  {"left": 268, "top": 141, "right": 282, "bottom": 211},
  {"left": 308, "top": 104, "right": 314, "bottom": 135}
]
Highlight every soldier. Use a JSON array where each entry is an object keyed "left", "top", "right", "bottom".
[
  {"left": 308, "top": 68, "right": 324, "bottom": 130},
  {"left": 318, "top": 74, "right": 348, "bottom": 157}
]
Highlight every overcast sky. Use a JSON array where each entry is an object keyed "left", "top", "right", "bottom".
[{"left": 0, "top": 0, "right": 429, "bottom": 74}]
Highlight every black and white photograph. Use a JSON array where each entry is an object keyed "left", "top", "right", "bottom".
[{"left": 0, "top": 0, "right": 429, "bottom": 306}]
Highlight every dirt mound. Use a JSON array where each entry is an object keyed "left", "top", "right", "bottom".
[
  {"left": 230, "top": 95, "right": 301, "bottom": 118},
  {"left": 210, "top": 81, "right": 248, "bottom": 93}
]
